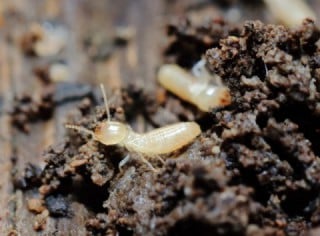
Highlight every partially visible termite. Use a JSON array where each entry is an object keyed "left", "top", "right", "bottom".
[
  {"left": 263, "top": 0, "right": 316, "bottom": 28},
  {"left": 157, "top": 62, "right": 231, "bottom": 112},
  {"left": 66, "top": 84, "right": 201, "bottom": 171}
]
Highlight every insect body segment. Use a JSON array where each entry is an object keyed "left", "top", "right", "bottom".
[
  {"left": 124, "top": 122, "right": 201, "bottom": 155},
  {"left": 94, "top": 121, "right": 129, "bottom": 145},
  {"left": 157, "top": 64, "right": 231, "bottom": 112}
]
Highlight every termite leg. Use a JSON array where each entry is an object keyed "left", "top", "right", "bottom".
[
  {"left": 154, "top": 155, "right": 165, "bottom": 165},
  {"left": 120, "top": 153, "right": 157, "bottom": 172},
  {"left": 137, "top": 153, "right": 157, "bottom": 172},
  {"left": 119, "top": 154, "right": 131, "bottom": 171}
]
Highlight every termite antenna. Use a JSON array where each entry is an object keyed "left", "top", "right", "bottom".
[
  {"left": 65, "top": 124, "right": 96, "bottom": 138},
  {"left": 100, "top": 84, "right": 111, "bottom": 122}
]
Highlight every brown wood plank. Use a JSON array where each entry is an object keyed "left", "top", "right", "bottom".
[{"left": 0, "top": 32, "right": 15, "bottom": 235}]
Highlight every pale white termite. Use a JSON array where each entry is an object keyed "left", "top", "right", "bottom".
[
  {"left": 157, "top": 63, "right": 231, "bottom": 112},
  {"left": 66, "top": 85, "right": 201, "bottom": 170},
  {"left": 263, "top": 0, "right": 316, "bottom": 28}
]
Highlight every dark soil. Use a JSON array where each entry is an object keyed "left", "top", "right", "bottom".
[
  {"left": 10, "top": 82, "right": 93, "bottom": 132},
  {"left": 13, "top": 17, "right": 320, "bottom": 236},
  {"left": 10, "top": 86, "right": 55, "bottom": 133}
]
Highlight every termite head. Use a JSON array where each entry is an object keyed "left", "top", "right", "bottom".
[
  {"left": 194, "top": 86, "right": 232, "bottom": 111},
  {"left": 66, "top": 84, "right": 129, "bottom": 146},
  {"left": 94, "top": 121, "right": 129, "bottom": 145}
]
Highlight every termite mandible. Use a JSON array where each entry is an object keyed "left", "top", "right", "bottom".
[{"left": 66, "top": 84, "right": 201, "bottom": 171}]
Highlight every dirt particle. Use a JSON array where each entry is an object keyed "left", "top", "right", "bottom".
[
  {"left": 45, "top": 195, "right": 69, "bottom": 217},
  {"left": 27, "top": 198, "right": 45, "bottom": 214},
  {"left": 33, "top": 209, "right": 49, "bottom": 231}
]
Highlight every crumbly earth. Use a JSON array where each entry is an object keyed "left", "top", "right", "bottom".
[
  {"left": 10, "top": 82, "right": 93, "bottom": 132},
  {"left": 165, "top": 18, "right": 241, "bottom": 68},
  {"left": 10, "top": 86, "right": 55, "bottom": 133},
  {"left": 13, "top": 19, "right": 320, "bottom": 235}
]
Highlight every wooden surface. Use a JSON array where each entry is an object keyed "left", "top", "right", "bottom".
[{"left": 0, "top": 0, "right": 319, "bottom": 235}]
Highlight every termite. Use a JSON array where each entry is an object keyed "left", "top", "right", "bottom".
[
  {"left": 263, "top": 0, "right": 316, "bottom": 28},
  {"left": 157, "top": 62, "right": 231, "bottom": 112},
  {"left": 66, "top": 84, "right": 201, "bottom": 171}
]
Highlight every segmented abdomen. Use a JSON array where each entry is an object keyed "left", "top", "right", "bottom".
[{"left": 124, "top": 122, "right": 201, "bottom": 155}]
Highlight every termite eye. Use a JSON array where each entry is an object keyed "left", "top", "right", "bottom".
[{"left": 94, "top": 121, "right": 128, "bottom": 145}]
